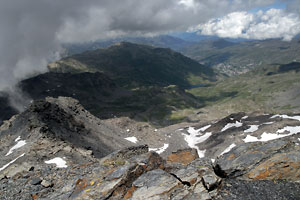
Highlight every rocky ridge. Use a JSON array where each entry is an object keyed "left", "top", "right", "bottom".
[{"left": 0, "top": 97, "right": 300, "bottom": 199}]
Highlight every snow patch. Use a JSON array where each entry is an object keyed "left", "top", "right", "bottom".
[
  {"left": 221, "top": 121, "right": 243, "bottom": 132},
  {"left": 187, "top": 127, "right": 198, "bottom": 135},
  {"left": 245, "top": 133, "right": 289, "bottom": 142},
  {"left": 197, "top": 150, "right": 206, "bottom": 158},
  {"left": 15, "top": 136, "right": 21, "bottom": 142},
  {"left": 196, "top": 132, "right": 212, "bottom": 144},
  {"left": 198, "top": 125, "right": 211, "bottom": 132},
  {"left": 5, "top": 140, "right": 27, "bottom": 156},
  {"left": 187, "top": 125, "right": 211, "bottom": 136},
  {"left": 211, "top": 159, "right": 215, "bottom": 163},
  {"left": 45, "top": 157, "right": 67, "bottom": 168},
  {"left": 263, "top": 122, "right": 274, "bottom": 125},
  {"left": 0, "top": 153, "right": 25, "bottom": 172},
  {"left": 149, "top": 144, "right": 169, "bottom": 154},
  {"left": 244, "top": 125, "right": 259, "bottom": 133},
  {"left": 182, "top": 127, "right": 212, "bottom": 157},
  {"left": 126, "top": 129, "right": 130, "bottom": 132},
  {"left": 242, "top": 116, "right": 248, "bottom": 120},
  {"left": 125, "top": 136, "right": 138, "bottom": 144},
  {"left": 243, "top": 135, "right": 260, "bottom": 143},
  {"left": 220, "top": 143, "right": 236, "bottom": 156},
  {"left": 243, "top": 126, "right": 300, "bottom": 143},
  {"left": 270, "top": 114, "right": 300, "bottom": 121},
  {"left": 185, "top": 130, "right": 212, "bottom": 145},
  {"left": 277, "top": 126, "right": 300, "bottom": 135}
]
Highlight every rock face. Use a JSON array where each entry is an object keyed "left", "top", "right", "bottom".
[
  {"left": 167, "top": 148, "right": 199, "bottom": 165},
  {"left": 216, "top": 179, "right": 300, "bottom": 200},
  {"left": 0, "top": 97, "right": 133, "bottom": 161},
  {"left": 0, "top": 97, "right": 300, "bottom": 199},
  {"left": 215, "top": 137, "right": 300, "bottom": 181},
  {"left": 0, "top": 144, "right": 220, "bottom": 200}
]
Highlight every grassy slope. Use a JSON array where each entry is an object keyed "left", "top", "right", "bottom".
[
  {"left": 63, "top": 35, "right": 192, "bottom": 56},
  {"left": 49, "top": 42, "right": 215, "bottom": 89},
  {"left": 43, "top": 41, "right": 300, "bottom": 125},
  {"left": 181, "top": 39, "right": 300, "bottom": 76},
  {"left": 185, "top": 63, "right": 300, "bottom": 121},
  {"left": 20, "top": 72, "right": 204, "bottom": 127},
  {"left": 42, "top": 42, "right": 219, "bottom": 126}
]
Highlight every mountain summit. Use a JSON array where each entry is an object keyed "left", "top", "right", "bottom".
[
  {"left": 0, "top": 97, "right": 300, "bottom": 199},
  {"left": 49, "top": 42, "right": 215, "bottom": 88}
]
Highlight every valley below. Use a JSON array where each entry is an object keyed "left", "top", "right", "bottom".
[
  {"left": 0, "top": 38, "right": 300, "bottom": 199},
  {"left": 2, "top": 0, "right": 300, "bottom": 199}
]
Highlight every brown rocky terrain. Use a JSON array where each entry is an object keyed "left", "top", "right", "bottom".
[{"left": 0, "top": 97, "right": 300, "bottom": 199}]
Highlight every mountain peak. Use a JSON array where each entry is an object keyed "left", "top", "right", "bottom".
[{"left": 50, "top": 42, "right": 215, "bottom": 88}]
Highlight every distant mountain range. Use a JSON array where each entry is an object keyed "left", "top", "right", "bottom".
[
  {"left": 63, "top": 34, "right": 300, "bottom": 77},
  {"left": 51, "top": 42, "right": 215, "bottom": 88},
  {"left": 1, "top": 31, "right": 300, "bottom": 200},
  {"left": 181, "top": 38, "right": 300, "bottom": 76},
  {"left": 1, "top": 39, "right": 300, "bottom": 127},
  {"left": 19, "top": 72, "right": 203, "bottom": 126},
  {"left": 63, "top": 35, "right": 192, "bottom": 56},
  {"left": 12, "top": 42, "right": 216, "bottom": 126}
]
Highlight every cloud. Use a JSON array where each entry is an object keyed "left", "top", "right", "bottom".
[
  {"left": 0, "top": 0, "right": 284, "bottom": 93},
  {"left": 192, "top": 8, "right": 300, "bottom": 41},
  {"left": 57, "top": 0, "right": 279, "bottom": 43}
]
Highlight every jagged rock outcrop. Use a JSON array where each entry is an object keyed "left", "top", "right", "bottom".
[
  {"left": 0, "top": 97, "right": 300, "bottom": 199},
  {"left": 215, "top": 136, "right": 300, "bottom": 181},
  {"left": 1, "top": 143, "right": 299, "bottom": 200},
  {"left": 0, "top": 144, "right": 221, "bottom": 200},
  {"left": 179, "top": 112, "right": 300, "bottom": 160},
  {"left": 0, "top": 97, "right": 133, "bottom": 161}
]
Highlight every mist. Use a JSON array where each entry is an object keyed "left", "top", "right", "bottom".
[{"left": 0, "top": 0, "right": 296, "bottom": 111}]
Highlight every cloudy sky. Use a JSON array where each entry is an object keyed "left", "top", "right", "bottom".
[{"left": 0, "top": 0, "right": 300, "bottom": 91}]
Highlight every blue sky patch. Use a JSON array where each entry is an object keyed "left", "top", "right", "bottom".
[{"left": 249, "top": 0, "right": 287, "bottom": 13}]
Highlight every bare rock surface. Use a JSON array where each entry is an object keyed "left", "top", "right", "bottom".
[{"left": 0, "top": 97, "right": 300, "bottom": 199}]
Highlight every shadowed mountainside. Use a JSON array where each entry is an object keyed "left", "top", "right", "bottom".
[
  {"left": 0, "top": 93, "right": 18, "bottom": 125},
  {"left": 50, "top": 42, "right": 215, "bottom": 88},
  {"left": 19, "top": 72, "right": 203, "bottom": 126},
  {"left": 63, "top": 35, "right": 192, "bottom": 56}
]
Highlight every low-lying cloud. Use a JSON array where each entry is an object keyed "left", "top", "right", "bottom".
[
  {"left": 192, "top": 8, "right": 300, "bottom": 41},
  {"left": 0, "top": 0, "right": 279, "bottom": 93},
  {"left": 57, "top": 0, "right": 276, "bottom": 43}
]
